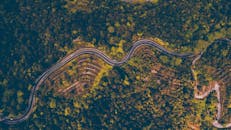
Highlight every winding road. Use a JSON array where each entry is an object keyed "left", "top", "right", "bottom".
[
  {"left": 0, "top": 39, "right": 194, "bottom": 125},
  {"left": 191, "top": 38, "right": 231, "bottom": 128},
  {"left": 1, "top": 38, "right": 230, "bottom": 127}
]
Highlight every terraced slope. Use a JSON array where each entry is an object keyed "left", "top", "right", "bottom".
[{"left": 45, "top": 54, "right": 112, "bottom": 98}]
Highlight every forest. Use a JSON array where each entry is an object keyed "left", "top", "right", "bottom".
[{"left": 0, "top": 0, "right": 230, "bottom": 129}]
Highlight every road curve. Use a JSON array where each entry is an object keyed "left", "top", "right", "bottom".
[
  {"left": 0, "top": 39, "right": 194, "bottom": 125},
  {"left": 191, "top": 38, "right": 231, "bottom": 128}
]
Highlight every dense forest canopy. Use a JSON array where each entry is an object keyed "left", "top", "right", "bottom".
[{"left": 0, "top": 0, "right": 230, "bottom": 129}]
